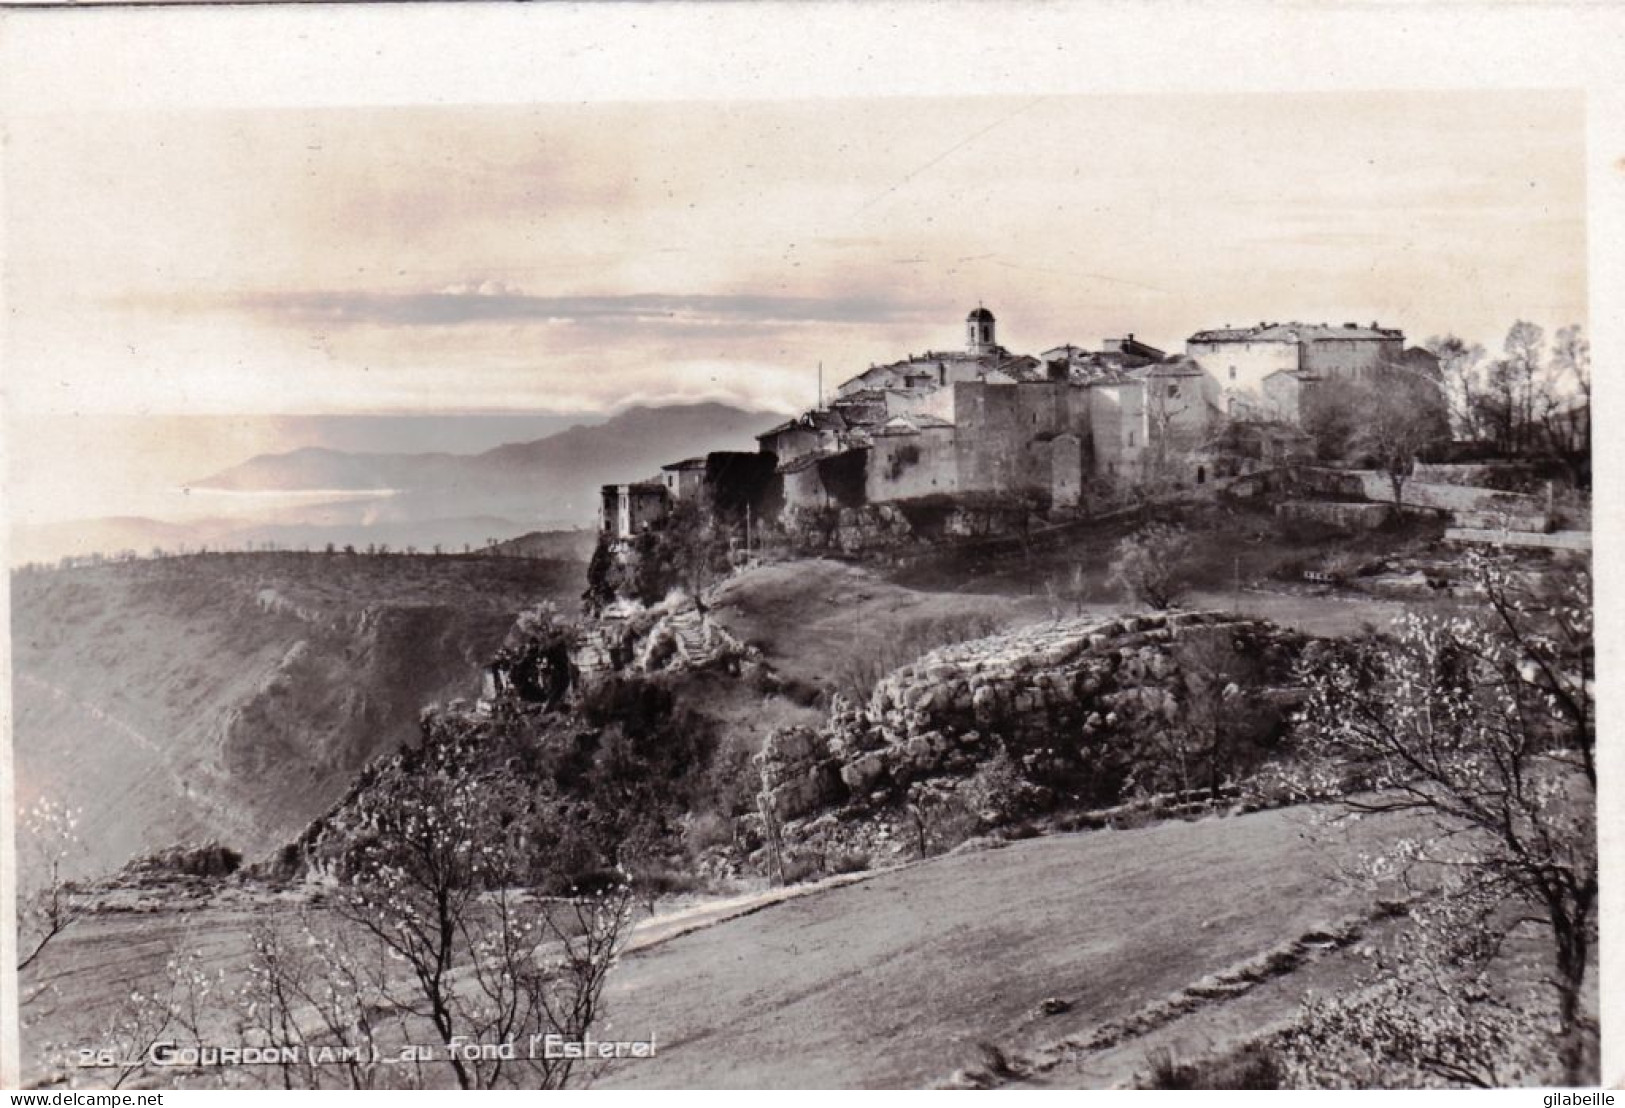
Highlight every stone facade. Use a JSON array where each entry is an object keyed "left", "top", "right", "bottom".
[
  {"left": 746, "top": 308, "right": 1232, "bottom": 522},
  {"left": 600, "top": 482, "right": 668, "bottom": 538},
  {"left": 660, "top": 457, "right": 707, "bottom": 501},
  {"left": 953, "top": 380, "right": 1094, "bottom": 495},
  {"left": 1262, "top": 370, "right": 1320, "bottom": 424},
  {"left": 1050, "top": 432, "right": 1085, "bottom": 509},
  {"left": 866, "top": 420, "right": 958, "bottom": 501},
  {"left": 1446, "top": 528, "right": 1591, "bottom": 552},
  {"left": 1187, "top": 321, "right": 1409, "bottom": 415},
  {"left": 1275, "top": 499, "right": 1393, "bottom": 530}
]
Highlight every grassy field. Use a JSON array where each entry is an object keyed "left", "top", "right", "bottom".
[
  {"left": 595, "top": 804, "right": 1424, "bottom": 1089},
  {"left": 708, "top": 559, "right": 1053, "bottom": 697},
  {"left": 706, "top": 552, "right": 1424, "bottom": 706}
]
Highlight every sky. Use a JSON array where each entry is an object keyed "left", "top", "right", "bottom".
[{"left": 3, "top": 89, "right": 1587, "bottom": 428}]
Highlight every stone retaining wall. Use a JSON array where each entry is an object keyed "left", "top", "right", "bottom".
[{"left": 1445, "top": 528, "right": 1591, "bottom": 552}]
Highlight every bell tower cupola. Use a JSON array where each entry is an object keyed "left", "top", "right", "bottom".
[{"left": 966, "top": 304, "right": 996, "bottom": 356}]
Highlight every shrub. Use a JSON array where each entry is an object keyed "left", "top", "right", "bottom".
[
  {"left": 1142, "top": 1045, "right": 1283, "bottom": 1090},
  {"left": 682, "top": 811, "right": 735, "bottom": 856},
  {"left": 779, "top": 855, "right": 823, "bottom": 884},
  {"left": 624, "top": 865, "right": 705, "bottom": 902},
  {"left": 826, "top": 849, "right": 871, "bottom": 875},
  {"left": 959, "top": 747, "right": 1049, "bottom": 826},
  {"left": 904, "top": 784, "right": 982, "bottom": 859}
]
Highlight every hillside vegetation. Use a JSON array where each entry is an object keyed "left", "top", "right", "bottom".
[{"left": 10, "top": 552, "right": 587, "bottom": 876}]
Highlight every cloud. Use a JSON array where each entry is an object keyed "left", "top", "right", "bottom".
[{"left": 230, "top": 288, "right": 928, "bottom": 329}]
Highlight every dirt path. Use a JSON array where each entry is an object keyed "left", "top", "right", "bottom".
[{"left": 624, "top": 870, "right": 891, "bottom": 953}]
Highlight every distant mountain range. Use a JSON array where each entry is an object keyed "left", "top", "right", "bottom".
[
  {"left": 194, "top": 402, "right": 778, "bottom": 512},
  {"left": 12, "top": 404, "right": 780, "bottom": 565}
]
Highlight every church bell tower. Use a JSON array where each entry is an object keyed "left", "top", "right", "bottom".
[{"left": 966, "top": 305, "right": 996, "bottom": 356}]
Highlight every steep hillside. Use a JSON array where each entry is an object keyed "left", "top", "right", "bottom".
[{"left": 10, "top": 552, "right": 587, "bottom": 877}]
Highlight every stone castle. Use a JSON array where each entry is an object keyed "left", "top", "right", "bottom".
[{"left": 600, "top": 305, "right": 1441, "bottom": 539}]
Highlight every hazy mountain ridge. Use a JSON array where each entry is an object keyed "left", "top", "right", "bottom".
[
  {"left": 194, "top": 403, "right": 779, "bottom": 493},
  {"left": 11, "top": 403, "right": 777, "bottom": 565},
  {"left": 192, "top": 446, "right": 469, "bottom": 491}
]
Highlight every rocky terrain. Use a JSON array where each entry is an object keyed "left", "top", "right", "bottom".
[{"left": 752, "top": 610, "right": 1312, "bottom": 868}]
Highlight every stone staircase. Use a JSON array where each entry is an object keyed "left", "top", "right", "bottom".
[
  {"left": 667, "top": 608, "right": 713, "bottom": 664},
  {"left": 628, "top": 602, "right": 744, "bottom": 673}
]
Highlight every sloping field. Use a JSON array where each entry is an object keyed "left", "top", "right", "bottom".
[
  {"left": 20, "top": 805, "right": 1423, "bottom": 1089},
  {"left": 707, "top": 559, "right": 1052, "bottom": 693},
  {"left": 708, "top": 557, "right": 1419, "bottom": 702},
  {"left": 597, "top": 804, "right": 1414, "bottom": 1088}
]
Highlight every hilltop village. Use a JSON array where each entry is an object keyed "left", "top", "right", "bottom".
[{"left": 600, "top": 305, "right": 1443, "bottom": 540}]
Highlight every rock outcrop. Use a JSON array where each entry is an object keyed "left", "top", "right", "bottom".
[
  {"left": 570, "top": 592, "right": 747, "bottom": 681},
  {"left": 753, "top": 610, "right": 1315, "bottom": 867}
]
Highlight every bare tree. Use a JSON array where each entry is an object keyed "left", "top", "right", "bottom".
[
  {"left": 1108, "top": 523, "right": 1192, "bottom": 610},
  {"left": 1291, "top": 553, "right": 1594, "bottom": 1081},
  {"left": 1117, "top": 631, "right": 1278, "bottom": 804},
  {"left": 81, "top": 936, "right": 223, "bottom": 1090},
  {"left": 16, "top": 799, "right": 83, "bottom": 985},
  {"left": 1503, "top": 321, "right": 1545, "bottom": 455},
  {"left": 1538, "top": 323, "right": 1590, "bottom": 486},
  {"left": 1424, "top": 334, "right": 1488, "bottom": 442},
  {"left": 1166, "top": 633, "right": 1252, "bottom": 801},
  {"left": 1476, "top": 321, "right": 1547, "bottom": 456},
  {"left": 240, "top": 908, "right": 401, "bottom": 1090},
  {"left": 1279, "top": 888, "right": 1562, "bottom": 1087},
  {"left": 1349, "top": 370, "right": 1450, "bottom": 516},
  {"left": 902, "top": 782, "right": 974, "bottom": 860},
  {"left": 330, "top": 749, "right": 634, "bottom": 1089}
]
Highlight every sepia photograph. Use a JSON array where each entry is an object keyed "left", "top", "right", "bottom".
[{"left": 1, "top": 1, "right": 1616, "bottom": 1094}]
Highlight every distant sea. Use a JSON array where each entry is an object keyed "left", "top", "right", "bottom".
[{"left": 4, "top": 411, "right": 606, "bottom": 564}]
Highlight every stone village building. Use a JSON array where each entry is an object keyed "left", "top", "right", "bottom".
[{"left": 601, "top": 306, "right": 1439, "bottom": 538}]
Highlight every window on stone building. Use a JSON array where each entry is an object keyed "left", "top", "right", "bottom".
[
  {"left": 1229, "top": 366, "right": 1237, "bottom": 380},
  {"left": 1167, "top": 383, "right": 1180, "bottom": 398},
  {"left": 1128, "top": 431, "right": 1136, "bottom": 447}
]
